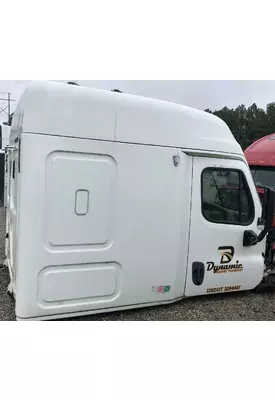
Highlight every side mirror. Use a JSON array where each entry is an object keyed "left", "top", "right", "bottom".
[
  {"left": 257, "top": 187, "right": 275, "bottom": 242},
  {"left": 244, "top": 187, "right": 275, "bottom": 247}
]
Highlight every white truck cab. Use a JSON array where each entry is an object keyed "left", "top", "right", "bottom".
[{"left": 4, "top": 81, "right": 275, "bottom": 321}]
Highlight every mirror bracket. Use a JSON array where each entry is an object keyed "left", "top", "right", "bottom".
[{"left": 244, "top": 186, "right": 275, "bottom": 247}]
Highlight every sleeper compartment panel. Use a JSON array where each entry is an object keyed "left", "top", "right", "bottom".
[
  {"left": 45, "top": 151, "right": 116, "bottom": 248},
  {"left": 38, "top": 263, "right": 121, "bottom": 306}
]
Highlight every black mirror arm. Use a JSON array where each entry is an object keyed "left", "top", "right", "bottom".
[
  {"left": 257, "top": 186, "right": 275, "bottom": 243},
  {"left": 243, "top": 187, "right": 275, "bottom": 247},
  {"left": 243, "top": 228, "right": 271, "bottom": 247},
  {"left": 257, "top": 229, "right": 269, "bottom": 243}
]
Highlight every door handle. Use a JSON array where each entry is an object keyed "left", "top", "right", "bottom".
[{"left": 192, "top": 262, "right": 205, "bottom": 286}]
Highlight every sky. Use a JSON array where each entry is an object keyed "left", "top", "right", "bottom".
[{"left": 1, "top": 80, "right": 275, "bottom": 123}]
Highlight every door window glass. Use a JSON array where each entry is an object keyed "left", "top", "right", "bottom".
[{"left": 202, "top": 168, "right": 254, "bottom": 225}]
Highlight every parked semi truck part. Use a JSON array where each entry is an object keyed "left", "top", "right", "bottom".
[
  {"left": 4, "top": 81, "right": 275, "bottom": 321},
  {"left": 0, "top": 123, "right": 11, "bottom": 207},
  {"left": 245, "top": 134, "right": 275, "bottom": 266}
]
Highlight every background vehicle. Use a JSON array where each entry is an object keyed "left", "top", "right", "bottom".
[
  {"left": 245, "top": 134, "right": 275, "bottom": 197},
  {"left": 245, "top": 134, "right": 275, "bottom": 264}
]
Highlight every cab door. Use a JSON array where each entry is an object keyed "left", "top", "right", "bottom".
[{"left": 184, "top": 155, "right": 265, "bottom": 297}]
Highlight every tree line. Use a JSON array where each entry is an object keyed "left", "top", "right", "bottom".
[{"left": 205, "top": 103, "right": 275, "bottom": 150}]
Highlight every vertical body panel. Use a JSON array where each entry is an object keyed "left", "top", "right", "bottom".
[
  {"left": 184, "top": 156, "right": 265, "bottom": 297},
  {"left": 45, "top": 152, "right": 116, "bottom": 247},
  {"left": 15, "top": 134, "right": 192, "bottom": 319},
  {"left": 5, "top": 141, "right": 21, "bottom": 290}
]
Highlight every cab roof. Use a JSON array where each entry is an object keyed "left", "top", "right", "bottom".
[
  {"left": 245, "top": 134, "right": 275, "bottom": 167},
  {"left": 10, "top": 80, "right": 242, "bottom": 155}
]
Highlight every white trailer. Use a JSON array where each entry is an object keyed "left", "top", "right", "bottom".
[{"left": 4, "top": 81, "right": 275, "bottom": 321}]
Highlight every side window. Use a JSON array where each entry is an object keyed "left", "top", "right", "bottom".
[{"left": 202, "top": 168, "right": 254, "bottom": 225}]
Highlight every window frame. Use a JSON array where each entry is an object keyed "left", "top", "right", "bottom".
[
  {"left": 249, "top": 166, "right": 275, "bottom": 189},
  {"left": 201, "top": 167, "right": 255, "bottom": 226}
]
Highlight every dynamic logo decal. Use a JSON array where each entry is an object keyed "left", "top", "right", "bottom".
[
  {"left": 206, "top": 246, "right": 243, "bottom": 274},
  {"left": 218, "top": 246, "right": 234, "bottom": 264}
]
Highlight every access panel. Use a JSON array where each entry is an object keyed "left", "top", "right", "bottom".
[{"left": 45, "top": 151, "right": 116, "bottom": 248}]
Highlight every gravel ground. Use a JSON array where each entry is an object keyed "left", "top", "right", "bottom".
[{"left": 1, "top": 207, "right": 275, "bottom": 321}]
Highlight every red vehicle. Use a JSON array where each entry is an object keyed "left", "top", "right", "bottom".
[
  {"left": 245, "top": 134, "right": 275, "bottom": 263},
  {"left": 245, "top": 134, "right": 275, "bottom": 201}
]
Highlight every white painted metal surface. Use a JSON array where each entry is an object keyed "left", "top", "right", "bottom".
[
  {"left": 10, "top": 81, "right": 242, "bottom": 155},
  {"left": 0, "top": 123, "right": 11, "bottom": 150},
  {"left": 5, "top": 80, "right": 264, "bottom": 321}
]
